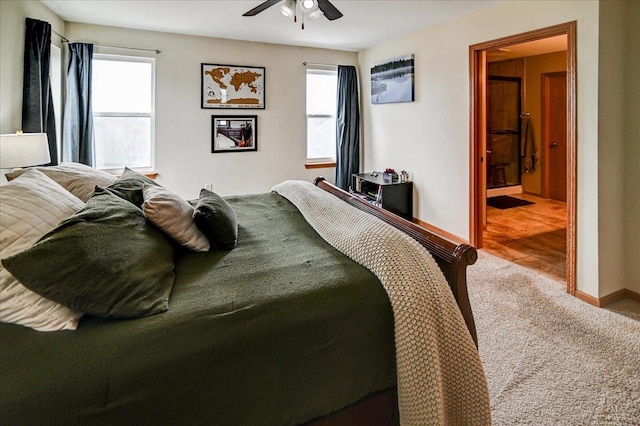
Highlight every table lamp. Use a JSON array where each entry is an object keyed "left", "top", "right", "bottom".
[{"left": 0, "top": 132, "right": 51, "bottom": 169}]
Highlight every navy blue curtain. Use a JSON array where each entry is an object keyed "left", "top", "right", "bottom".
[
  {"left": 335, "top": 65, "right": 360, "bottom": 191},
  {"left": 22, "top": 18, "right": 58, "bottom": 165},
  {"left": 62, "top": 43, "right": 94, "bottom": 165}
]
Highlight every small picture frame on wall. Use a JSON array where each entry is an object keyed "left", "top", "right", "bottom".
[
  {"left": 211, "top": 115, "right": 258, "bottom": 153},
  {"left": 371, "top": 54, "right": 415, "bottom": 104},
  {"left": 201, "top": 63, "right": 265, "bottom": 109}
]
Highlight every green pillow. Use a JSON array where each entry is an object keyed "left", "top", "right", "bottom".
[
  {"left": 2, "top": 187, "right": 176, "bottom": 319},
  {"left": 107, "top": 167, "right": 159, "bottom": 207},
  {"left": 193, "top": 188, "right": 238, "bottom": 250}
]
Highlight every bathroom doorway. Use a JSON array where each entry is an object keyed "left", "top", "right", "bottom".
[{"left": 469, "top": 22, "right": 577, "bottom": 294}]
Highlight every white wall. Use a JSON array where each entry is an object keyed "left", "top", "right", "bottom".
[
  {"left": 63, "top": 23, "right": 357, "bottom": 199},
  {"left": 597, "top": 1, "right": 626, "bottom": 298},
  {"left": 623, "top": 0, "right": 640, "bottom": 295},
  {"left": 359, "top": 1, "right": 603, "bottom": 297}
]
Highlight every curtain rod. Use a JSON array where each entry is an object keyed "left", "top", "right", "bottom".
[
  {"left": 51, "top": 29, "right": 161, "bottom": 54},
  {"left": 303, "top": 62, "right": 337, "bottom": 68},
  {"left": 64, "top": 40, "right": 161, "bottom": 54},
  {"left": 51, "top": 28, "right": 69, "bottom": 43},
  {"left": 90, "top": 43, "right": 161, "bottom": 54}
]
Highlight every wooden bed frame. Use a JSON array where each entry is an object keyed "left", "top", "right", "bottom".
[
  {"left": 314, "top": 178, "right": 479, "bottom": 343},
  {"left": 307, "top": 178, "right": 480, "bottom": 426}
]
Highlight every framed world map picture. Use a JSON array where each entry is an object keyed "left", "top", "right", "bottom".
[{"left": 201, "top": 63, "right": 265, "bottom": 109}]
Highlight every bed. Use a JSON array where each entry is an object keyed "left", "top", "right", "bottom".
[{"left": 0, "top": 165, "right": 490, "bottom": 425}]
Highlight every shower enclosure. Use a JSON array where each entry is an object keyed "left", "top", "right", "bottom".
[{"left": 487, "top": 76, "right": 521, "bottom": 189}]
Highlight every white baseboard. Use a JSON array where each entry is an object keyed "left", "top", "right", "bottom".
[{"left": 487, "top": 185, "right": 522, "bottom": 198}]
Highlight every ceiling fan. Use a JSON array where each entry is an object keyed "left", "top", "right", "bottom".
[{"left": 243, "top": 0, "right": 343, "bottom": 29}]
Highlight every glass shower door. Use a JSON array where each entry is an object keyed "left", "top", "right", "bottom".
[{"left": 487, "top": 76, "right": 521, "bottom": 189}]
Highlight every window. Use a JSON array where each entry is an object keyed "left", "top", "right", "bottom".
[
  {"left": 306, "top": 68, "right": 337, "bottom": 165},
  {"left": 92, "top": 54, "right": 155, "bottom": 171}
]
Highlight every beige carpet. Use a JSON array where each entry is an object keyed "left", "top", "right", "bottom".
[{"left": 468, "top": 251, "right": 640, "bottom": 425}]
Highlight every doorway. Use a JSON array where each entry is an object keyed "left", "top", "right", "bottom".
[{"left": 469, "top": 22, "right": 577, "bottom": 294}]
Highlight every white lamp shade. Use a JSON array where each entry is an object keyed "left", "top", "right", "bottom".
[{"left": 0, "top": 133, "right": 51, "bottom": 169}]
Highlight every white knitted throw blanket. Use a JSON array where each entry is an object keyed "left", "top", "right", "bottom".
[{"left": 272, "top": 181, "right": 491, "bottom": 425}]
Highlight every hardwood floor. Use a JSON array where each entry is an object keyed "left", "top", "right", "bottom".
[
  {"left": 483, "top": 193, "right": 566, "bottom": 282},
  {"left": 482, "top": 194, "right": 640, "bottom": 321}
]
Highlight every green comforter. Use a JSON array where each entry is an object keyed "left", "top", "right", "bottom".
[{"left": 0, "top": 193, "right": 395, "bottom": 425}]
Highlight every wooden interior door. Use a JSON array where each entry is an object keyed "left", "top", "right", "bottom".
[{"left": 543, "top": 72, "right": 567, "bottom": 201}]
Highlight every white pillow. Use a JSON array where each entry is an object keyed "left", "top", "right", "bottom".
[
  {"left": 0, "top": 169, "right": 85, "bottom": 331},
  {"left": 5, "top": 162, "right": 116, "bottom": 202},
  {"left": 142, "top": 185, "right": 210, "bottom": 252}
]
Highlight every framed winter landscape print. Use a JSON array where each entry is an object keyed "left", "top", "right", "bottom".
[
  {"left": 211, "top": 115, "right": 258, "bottom": 153},
  {"left": 371, "top": 54, "right": 415, "bottom": 104},
  {"left": 202, "top": 63, "right": 265, "bottom": 109}
]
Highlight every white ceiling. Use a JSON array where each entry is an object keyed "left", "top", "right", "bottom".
[{"left": 40, "top": 0, "right": 504, "bottom": 52}]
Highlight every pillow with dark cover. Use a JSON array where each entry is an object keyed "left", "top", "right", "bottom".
[
  {"left": 193, "top": 188, "right": 238, "bottom": 250},
  {"left": 107, "top": 167, "right": 159, "bottom": 207},
  {"left": 2, "top": 187, "right": 176, "bottom": 318}
]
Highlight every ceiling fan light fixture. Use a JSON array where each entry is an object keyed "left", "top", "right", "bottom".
[
  {"left": 300, "top": 0, "right": 317, "bottom": 11},
  {"left": 243, "top": 0, "right": 342, "bottom": 22},
  {"left": 307, "top": 8, "right": 324, "bottom": 20},
  {"left": 280, "top": 0, "right": 296, "bottom": 17}
]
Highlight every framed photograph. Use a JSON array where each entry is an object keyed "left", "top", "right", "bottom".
[
  {"left": 202, "top": 63, "right": 265, "bottom": 109},
  {"left": 371, "top": 54, "right": 415, "bottom": 104},
  {"left": 211, "top": 115, "right": 258, "bottom": 153}
]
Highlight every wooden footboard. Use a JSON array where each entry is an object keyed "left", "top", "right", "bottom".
[
  {"left": 313, "top": 177, "right": 478, "bottom": 345},
  {"left": 309, "top": 178, "right": 479, "bottom": 426}
]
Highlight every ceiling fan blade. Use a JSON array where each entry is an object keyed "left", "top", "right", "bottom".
[
  {"left": 317, "top": 0, "right": 343, "bottom": 20},
  {"left": 243, "top": 0, "right": 282, "bottom": 17}
]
